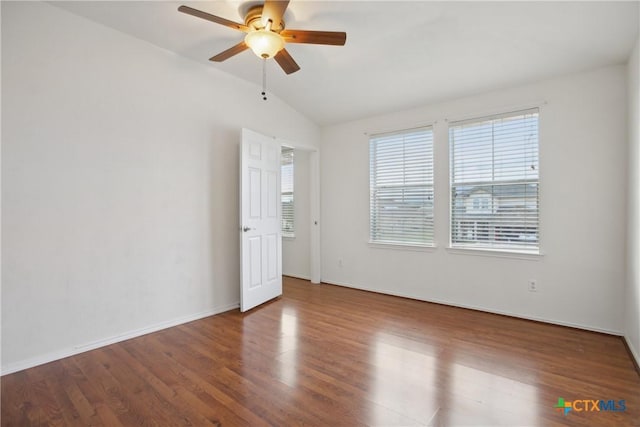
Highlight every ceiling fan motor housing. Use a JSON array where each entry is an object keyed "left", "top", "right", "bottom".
[{"left": 245, "top": 5, "right": 285, "bottom": 32}]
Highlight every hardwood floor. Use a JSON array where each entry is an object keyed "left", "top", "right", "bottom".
[{"left": 2, "top": 276, "right": 639, "bottom": 426}]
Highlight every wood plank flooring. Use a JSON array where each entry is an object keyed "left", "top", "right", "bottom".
[{"left": 2, "top": 276, "right": 640, "bottom": 426}]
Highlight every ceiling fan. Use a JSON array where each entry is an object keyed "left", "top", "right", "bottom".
[{"left": 178, "top": 0, "right": 347, "bottom": 75}]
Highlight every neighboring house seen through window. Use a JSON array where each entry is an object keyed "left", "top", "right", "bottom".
[
  {"left": 449, "top": 108, "right": 540, "bottom": 252},
  {"left": 369, "top": 127, "right": 434, "bottom": 246},
  {"left": 281, "top": 147, "right": 294, "bottom": 237}
]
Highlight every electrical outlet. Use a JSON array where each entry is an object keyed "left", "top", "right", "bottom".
[
  {"left": 528, "top": 279, "right": 538, "bottom": 292},
  {"left": 338, "top": 259, "right": 343, "bottom": 267}
]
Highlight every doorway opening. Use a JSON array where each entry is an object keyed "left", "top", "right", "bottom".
[{"left": 279, "top": 142, "right": 320, "bottom": 284}]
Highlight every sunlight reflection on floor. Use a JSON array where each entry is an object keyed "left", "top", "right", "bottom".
[{"left": 369, "top": 331, "right": 539, "bottom": 426}]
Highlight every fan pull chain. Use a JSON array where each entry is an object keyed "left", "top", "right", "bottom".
[{"left": 261, "top": 58, "right": 268, "bottom": 101}]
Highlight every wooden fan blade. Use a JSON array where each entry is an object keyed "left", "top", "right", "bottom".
[
  {"left": 280, "top": 29, "right": 347, "bottom": 46},
  {"left": 262, "top": 0, "right": 289, "bottom": 29},
  {"left": 274, "top": 49, "right": 300, "bottom": 74},
  {"left": 178, "top": 5, "right": 249, "bottom": 32},
  {"left": 209, "top": 42, "right": 249, "bottom": 62}
]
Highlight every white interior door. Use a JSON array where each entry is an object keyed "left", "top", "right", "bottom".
[{"left": 240, "top": 128, "right": 282, "bottom": 312}]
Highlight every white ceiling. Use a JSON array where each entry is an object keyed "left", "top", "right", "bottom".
[{"left": 51, "top": 1, "right": 639, "bottom": 126}]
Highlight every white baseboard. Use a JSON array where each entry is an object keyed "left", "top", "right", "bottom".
[
  {"left": 1, "top": 302, "right": 239, "bottom": 376},
  {"left": 283, "top": 273, "right": 311, "bottom": 281},
  {"left": 624, "top": 335, "right": 640, "bottom": 369},
  {"left": 321, "top": 279, "right": 623, "bottom": 336}
]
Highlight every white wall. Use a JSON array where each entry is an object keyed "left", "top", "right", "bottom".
[
  {"left": 321, "top": 65, "right": 628, "bottom": 334},
  {"left": 283, "top": 149, "right": 311, "bottom": 279},
  {"left": 1, "top": 1, "right": 319, "bottom": 373},
  {"left": 626, "top": 35, "right": 640, "bottom": 365}
]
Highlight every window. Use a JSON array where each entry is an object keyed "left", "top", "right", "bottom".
[
  {"left": 281, "top": 147, "right": 294, "bottom": 237},
  {"left": 369, "top": 127, "right": 434, "bottom": 246},
  {"left": 449, "top": 108, "right": 539, "bottom": 252}
]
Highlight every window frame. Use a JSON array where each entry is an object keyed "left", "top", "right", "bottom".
[
  {"left": 369, "top": 126, "right": 435, "bottom": 248},
  {"left": 448, "top": 108, "right": 540, "bottom": 254}
]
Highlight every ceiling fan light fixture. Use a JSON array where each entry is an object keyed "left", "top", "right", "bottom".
[{"left": 245, "top": 30, "right": 284, "bottom": 59}]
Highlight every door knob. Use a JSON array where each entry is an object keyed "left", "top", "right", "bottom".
[{"left": 243, "top": 226, "right": 253, "bottom": 232}]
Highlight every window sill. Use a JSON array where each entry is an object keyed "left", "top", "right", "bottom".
[
  {"left": 446, "top": 246, "right": 543, "bottom": 260},
  {"left": 368, "top": 242, "right": 437, "bottom": 252}
]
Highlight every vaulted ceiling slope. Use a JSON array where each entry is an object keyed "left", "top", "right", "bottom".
[{"left": 52, "top": 1, "right": 639, "bottom": 126}]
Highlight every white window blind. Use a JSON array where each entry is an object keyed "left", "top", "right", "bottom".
[
  {"left": 281, "top": 147, "right": 294, "bottom": 237},
  {"left": 449, "top": 108, "right": 539, "bottom": 252},
  {"left": 370, "top": 127, "right": 434, "bottom": 246}
]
